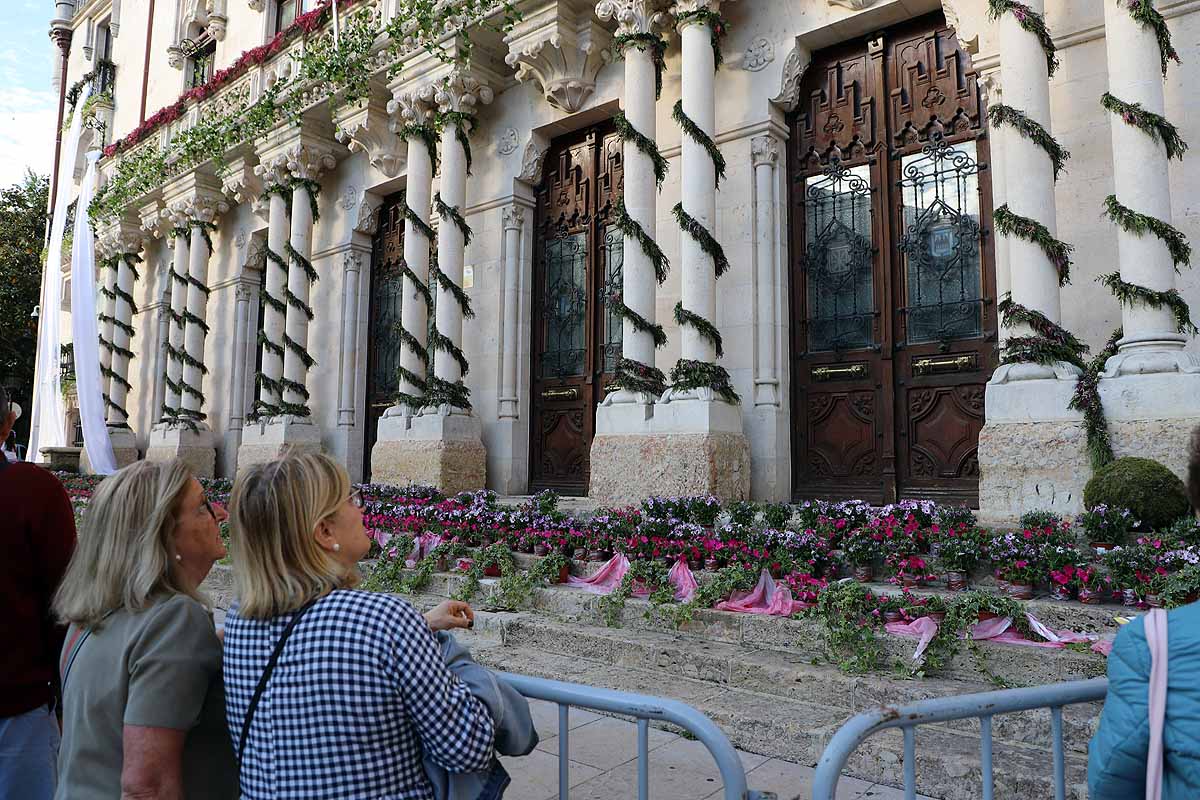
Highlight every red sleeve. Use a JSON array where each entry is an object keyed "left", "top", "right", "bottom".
[{"left": 28, "top": 468, "right": 77, "bottom": 689}]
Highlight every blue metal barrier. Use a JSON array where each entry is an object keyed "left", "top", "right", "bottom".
[
  {"left": 811, "top": 677, "right": 1109, "bottom": 800},
  {"left": 496, "top": 671, "right": 772, "bottom": 800}
]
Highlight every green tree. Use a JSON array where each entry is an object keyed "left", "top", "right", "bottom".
[{"left": 0, "top": 171, "right": 50, "bottom": 440}]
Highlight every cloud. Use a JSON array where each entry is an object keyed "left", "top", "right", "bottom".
[{"left": 0, "top": 84, "right": 58, "bottom": 187}]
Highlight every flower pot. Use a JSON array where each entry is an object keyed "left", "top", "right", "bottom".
[
  {"left": 1090, "top": 542, "right": 1115, "bottom": 556},
  {"left": 518, "top": 541, "right": 534, "bottom": 554},
  {"left": 1078, "top": 586, "right": 1102, "bottom": 605},
  {"left": 588, "top": 550, "right": 608, "bottom": 562},
  {"left": 977, "top": 611, "right": 999, "bottom": 623},
  {"left": 556, "top": 564, "right": 571, "bottom": 584},
  {"left": 1048, "top": 583, "right": 1072, "bottom": 601},
  {"left": 533, "top": 544, "right": 549, "bottom": 557},
  {"left": 883, "top": 610, "right": 903, "bottom": 624},
  {"left": 852, "top": 565, "right": 873, "bottom": 583},
  {"left": 436, "top": 557, "right": 450, "bottom": 573},
  {"left": 996, "top": 579, "right": 1010, "bottom": 595},
  {"left": 704, "top": 557, "right": 719, "bottom": 572},
  {"left": 900, "top": 576, "right": 918, "bottom": 588},
  {"left": 1008, "top": 583, "right": 1034, "bottom": 601},
  {"left": 928, "top": 541, "right": 943, "bottom": 560},
  {"left": 484, "top": 564, "right": 502, "bottom": 578},
  {"left": 1146, "top": 593, "right": 1163, "bottom": 608},
  {"left": 945, "top": 571, "right": 968, "bottom": 592},
  {"left": 573, "top": 547, "right": 587, "bottom": 560},
  {"left": 1122, "top": 588, "right": 1140, "bottom": 607}
]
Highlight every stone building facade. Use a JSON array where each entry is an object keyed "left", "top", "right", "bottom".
[{"left": 44, "top": 0, "right": 1200, "bottom": 520}]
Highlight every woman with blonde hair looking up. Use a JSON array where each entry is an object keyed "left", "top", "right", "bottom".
[
  {"left": 53, "top": 459, "right": 236, "bottom": 800},
  {"left": 222, "top": 452, "right": 495, "bottom": 799}
]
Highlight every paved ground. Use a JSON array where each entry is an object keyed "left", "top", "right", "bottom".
[{"left": 502, "top": 698, "right": 927, "bottom": 800}]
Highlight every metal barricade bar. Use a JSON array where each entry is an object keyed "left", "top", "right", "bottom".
[
  {"left": 496, "top": 671, "right": 771, "bottom": 800},
  {"left": 811, "top": 677, "right": 1108, "bottom": 800}
]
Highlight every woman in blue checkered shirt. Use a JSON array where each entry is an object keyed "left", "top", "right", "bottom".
[{"left": 222, "top": 453, "right": 495, "bottom": 799}]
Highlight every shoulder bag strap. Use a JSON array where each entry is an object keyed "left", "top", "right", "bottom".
[
  {"left": 237, "top": 596, "right": 321, "bottom": 764},
  {"left": 1145, "top": 608, "right": 1169, "bottom": 800}
]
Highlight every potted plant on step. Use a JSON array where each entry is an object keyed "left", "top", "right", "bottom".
[
  {"left": 1102, "top": 544, "right": 1153, "bottom": 606},
  {"left": 841, "top": 527, "right": 882, "bottom": 583},
  {"left": 997, "top": 557, "right": 1040, "bottom": 601},
  {"left": 1075, "top": 566, "right": 1110, "bottom": 605},
  {"left": 1080, "top": 504, "right": 1138, "bottom": 555},
  {"left": 934, "top": 525, "right": 982, "bottom": 591},
  {"left": 1044, "top": 544, "right": 1084, "bottom": 601}
]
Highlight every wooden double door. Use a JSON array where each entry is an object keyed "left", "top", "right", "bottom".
[
  {"left": 363, "top": 192, "right": 408, "bottom": 481},
  {"left": 529, "top": 122, "right": 624, "bottom": 494},
  {"left": 789, "top": 13, "right": 998, "bottom": 506}
]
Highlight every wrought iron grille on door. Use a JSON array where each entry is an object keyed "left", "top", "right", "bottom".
[
  {"left": 788, "top": 14, "right": 998, "bottom": 506},
  {"left": 363, "top": 193, "right": 406, "bottom": 480},
  {"left": 530, "top": 122, "right": 623, "bottom": 495}
]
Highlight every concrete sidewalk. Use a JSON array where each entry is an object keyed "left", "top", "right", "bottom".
[{"left": 502, "top": 698, "right": 927, "bottom": 800}]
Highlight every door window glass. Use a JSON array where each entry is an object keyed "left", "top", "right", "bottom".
[
  {"left": 803, "top": 163, "right": 875, "bottom": 352},
  {"left": 600, "top": 224, "right": 623, "bottom": 375},
  {"left": 541, "top": 232, "right": 588, "bottom": 378},
  {"left": 899, "top": 139, "right": 984, "bottom": 344}
]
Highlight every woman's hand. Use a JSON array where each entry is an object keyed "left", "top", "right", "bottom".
[{"left": 424, "top": 600, "right": 475, "bottom": 632}]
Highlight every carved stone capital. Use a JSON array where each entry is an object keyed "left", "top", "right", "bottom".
[
  {"left": 387, "top": 84, "right": 438, "bottom": 129},
  {"left": 505, "top": 1, "right": 612, "bottom": 113},
  {"left": 253, "top": 152, "right": 291, "bottom": 189},
  {"left": 671, "top": 0, "right": 733, "bottom": 21},
  {"left": 434, "top": 71, "right": 494, "bottom": 119},
  {"left": 751, "top": 134, "right": 780, "bottom": 167},
  {"left": 162, "top": 191, "right": 227, "bottom": 228},
  {"left": 139, "top": 200, "right": 167, "bottom": 240},
  {"left": 221, "top": 151, "right": 264, "bottom": 207},
  {"left": 235, "top": 282, "right": 256, "bottom": 302},
  {"left": 336, "top": 93, "right": 407, "bottom": 178},
  {"left": 596, "top": 0, "right": 669, "bottom": 38},
  {"left": 942, "top": 0, "right": 980, "bottom": 55},
  {"left": 167, "top": 44, "right": 185, "bottom": 70},
  {"left": 341, "top": 249, "right": 365, "bottom": 275},
  {"left": 502, "top": 204, "right": 526, "bottom": 231},
  {"left": 285, "top": 143, "right": 337, "bottom": 182}
]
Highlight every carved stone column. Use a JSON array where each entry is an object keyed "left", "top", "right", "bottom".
[
  {"left": 751, "top": 134, "right": 780, "bottom": 408},
  {"left": 161, "top": 212, "right": 190, "bottom": 422},
  {"left": 251, "top": 154, "right": 290, "bottom": 418},
  {"left": 499, "top": 204, "right": 525, "bottom": 421},
  {"left": 180, "top": 196, "right": 225, "bottom": 424},
  {"left": 371, "top": 72, "right": 490, "bottom": 494},
  {"left": 491, "top": 201, "right": 532, "bottom": 495}
]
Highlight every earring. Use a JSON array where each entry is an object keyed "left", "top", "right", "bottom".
[
  {"left": 333, "top": 543, "right": 341, "bottom": 552},
  {"left": 175, "top": 554, "right": 182, "bottom": 562}
]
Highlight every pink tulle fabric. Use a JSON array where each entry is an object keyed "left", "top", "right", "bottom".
[
  {"left": 404, "top": 532, "right": 443, "bottom": 568},
  {"left": 1092, "top": 638, "right": 1115, "bottom": 656},
  {"left": 715, "top": 569, "right": 809, "bottom": 616},
  {"left": 567, "top": 554, "right": 631, "bottom": 594},
  {"left": 888, "top": 613, "right": 1101, "bottom": 662},
  {"left": 666, "top": 558, "right": 699, "bottom": 601},
  {"left": 885, "top": 616, "right": 941, "bottom": 662}
]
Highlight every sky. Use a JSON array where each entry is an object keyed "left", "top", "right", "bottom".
[{"left": 0, "top": 2, "right": 57, "bottom": 189}]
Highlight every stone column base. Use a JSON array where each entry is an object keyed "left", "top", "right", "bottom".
[
  {"left": 370, "top": 406, "right": 487, "bottom": 494},
  {"left": 145, "top": 421, "right": 216, "bottom": 478},
  {"left": 236, "top": 416, "right": 323, "bottom": 476},
  {"left": 979, "top": 368, "right": 1200, "bottom": 524},
  {"left": 81, "top": 425, "right": 140, "bottom": 473},
  {"left": 590, "top": 388, "right": 750, "bottom": 505}
]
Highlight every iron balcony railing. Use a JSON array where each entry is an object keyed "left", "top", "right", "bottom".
[
  {"left": 92, "top": 59, "right": 116, "bottom": 97},
  {"left": 812, "top": 677, "right": 1109, "bottom": 800},
  {"left": 496, "top": 671, "right": 772, "bottom": 800}
]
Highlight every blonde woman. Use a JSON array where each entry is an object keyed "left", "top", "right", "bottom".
[
  {"left": 53, "top": 459, "right": 237, "bottom": 800},
  {"left": 223, "top": 453, "right": 495, "bottom": 799}
]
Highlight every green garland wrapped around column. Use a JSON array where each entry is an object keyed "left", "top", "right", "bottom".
[
  {"left": 1099, "top": 272, "right": 1199, "bottom": 335},
  {"left": 613, "top": 199, "right": 669, "bottom": 284},
  {"left": 987, "top": 104, "right": 1071, "bottom": 181},
  {"left": 250, "top": 191, "right": 289, "bottom": 420},
  {"left": 987, "top": 0, "right": 1060, "bottom": 77},
  {"left": 1068, "top": 327, "right": 1123, "bottom": 469},
  {"left": 100, "top": 251, "right": 143, "bottom": 423},
  {"left": 162, "top": 264, "right": 190, "bottom": 422},
  {"left": 1103, "top": 194, "right": 1191, "bottom": 270},
  {"left": 672, "top": 7, "right": 728, "bottom": 69},
  {"left": 1124, "top": 0, "right": 1181, "bottom": 76},
  {"left": 1101, "top": 93, "right": 1189, "bottom": 161},
  {"left": 612, "top": 33, "right": 667, "bottom": 99},
  {"left": 993, "top": 205, "right": 1074, "bottom": 285},
  {"left": 674, "top": 301, "right": 723, "bottom": 358},
  {"left": 613, "top": 112, "right": 668, "bottom": 187}
]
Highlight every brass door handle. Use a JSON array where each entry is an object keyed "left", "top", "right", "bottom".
[
  {"left": 541, "top": 387, "right": 579, "bottom": 400},
  {"left": 913, "top": 354, "right": 975, "bottom": 375},
  {"left": 812, "top": 363, "right": 868, "bottom": 382}
]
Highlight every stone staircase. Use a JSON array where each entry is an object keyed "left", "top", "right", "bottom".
[{"left": 203, "top": 559, "right": 1118, "bottom": 800}]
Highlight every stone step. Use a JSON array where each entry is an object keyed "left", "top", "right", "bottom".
[
  {"left": 466, "top": 635, "right": 1090, "bottom": 800},
  {"left": 382, "top": 569, "right": 1110, "bottom": 686}
]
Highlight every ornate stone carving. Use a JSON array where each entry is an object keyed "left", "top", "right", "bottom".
[
  {"left": 742, "top": 37, "right": 774, "bottom": 71},
  {"left": 338, "top": 186, "right": 357, "bottom": 211},
  {"left": 335, "top": 93, "right": 406, "bottom": 178},
  {"left": 139, "top": 201, "right": 166, "bottom": 240},
  {"left": 222, "top": 152, "right": 264, "bottom": 208},
  {"left": 353, "top": 193, "right": 379, "bottom": 235},
  {"left": 942, "top": 0, "right": 980, "bottom": 55},
  {"left": 341, "top": 250, "right": 365, "bottom": 274},
  {"left": 167, "top": 45, "right": 185, "bottom": 70},
  {"left": 771, "top": 40, "right": 812, "bottom": 113},
  {"left": 206, "top": 0, "right": 228, "bottom": 40},
  {"left": 750, "top": 135, "right": 780, "bottom": 167},
  {"left": 235, "top": 228, "right": 248, "bottom": 249},
  {"left": 285, "top": 144, "right": 337, "bottom": 181},
  {"left": 433, "top": 71, "right": 495, "bottom": 119},
  {"left": 502, "top": 204, "right": 526, "bottom": 230},
  {"left": 829, "top": 0, "right": 879, "bottom": 9},
  {"left": 519, "top": 138, "right": 548, "bottom": 185},
  {"left": 242, "top": 236, "right": 266, "bottom": 274},
  {"left": 387, "top": 84, "right": 437, "bottom": 129},
  {"left": 498, "top": 127, "right": 520, "bottom": 155},
  {"left": 595, "top": 0, "right": 669, "bottom": 37},
  {"left": 235, "top": 282, "right": 255, "bottom": 302},
  {"left": 253, "top": 152, "right": 291, "bottom": 188},
  {"left": 670, "top": 0, "right": 733, "bottom": 17},
  {"left": 505, "top": 1, "right": 611, "bottom": 113},
  {"left": 248, "top": 0, "right": 265, "bottom": 9},
  {"left": 979, "top": 69, "right": 1002, "bottom": 106}
]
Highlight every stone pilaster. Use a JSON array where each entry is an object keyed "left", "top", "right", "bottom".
[{"left": 492, "top": 202, "right": 531, "bottom": 495}]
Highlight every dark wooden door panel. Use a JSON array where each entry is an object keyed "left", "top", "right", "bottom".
[
  {"left": 530, "top": 122, "right": 623, "bottom": 495},
  {"left": 364, "top": 193, "right": 406, "bottom": 481},
  {"left": 789, "top": 12, "right": 997, "bottom": 506}
]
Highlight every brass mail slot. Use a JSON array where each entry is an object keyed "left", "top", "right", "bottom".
[
  {"left": 812, "top": 363, "right": 868, "bottom": 382},
  {"left": 541, "top": 387, "right": 579, "bottom": 400},
  {"left": 913, "top": 353, "right": 976, "bottom": 376}
]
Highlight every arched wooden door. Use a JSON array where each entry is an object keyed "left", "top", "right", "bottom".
[
  {"left": 363, "top": 192, "right": 406, "bottom": 480},
  {"left": 529, "top": 122, "right": 624, "bottom": 495},
  {"left": 788, "top": 13, "right": 998, "bottom": 506}
]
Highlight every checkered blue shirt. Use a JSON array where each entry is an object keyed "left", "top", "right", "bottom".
[{"left": 223, "top": 589, "right": 495, "bottom": 799}]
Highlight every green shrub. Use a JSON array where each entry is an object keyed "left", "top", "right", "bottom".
[{"left": 1083, "top": 457, "right": 1191, "bottom": 532}]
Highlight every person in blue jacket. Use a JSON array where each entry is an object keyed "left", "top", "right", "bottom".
[{"left": 1088, "top": 428, "right": 1200, "bottom": 799}]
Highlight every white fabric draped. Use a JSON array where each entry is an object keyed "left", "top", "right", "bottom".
[
  {"left": 27, "top": 83, "right": 91, "bottom": 462},
  {"left": 71, "top": 151, "right": 117, "bottom": 475}
]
